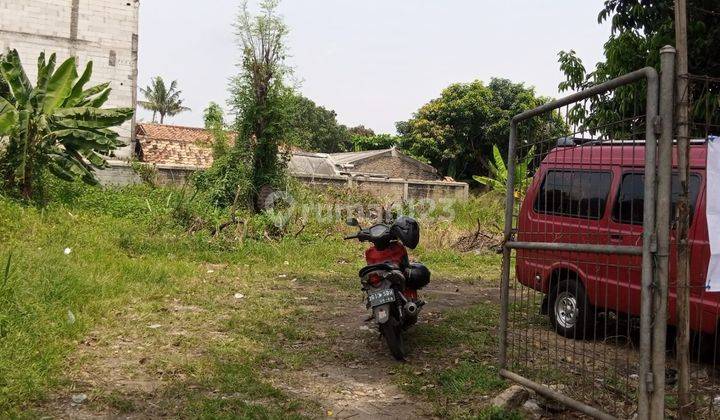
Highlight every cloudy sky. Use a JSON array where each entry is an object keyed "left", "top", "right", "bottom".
[{"left": 137, "top": 0, "right": 611, "bottom": 134}]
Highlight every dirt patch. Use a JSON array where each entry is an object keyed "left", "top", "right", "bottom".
[
  {"left": 269, "top": 280, "right": 499, "bottom": 419},
  {"left": 37, "top": 298, "right": 212, "bottom": 419},
  {"left": 277, "top": 366, "right": 426, "bottom": 419}
]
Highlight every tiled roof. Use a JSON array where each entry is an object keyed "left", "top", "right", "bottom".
[
  {"left": 136, "top": 124, "right": 316, "bottom": 171},
  {"left": 136, "top": 123, "right": 229, "bottom": 167}
]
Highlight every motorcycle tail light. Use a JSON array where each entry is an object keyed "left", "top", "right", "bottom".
[{"left": 369, "top": 273, "right": 381, "bottom": 287}]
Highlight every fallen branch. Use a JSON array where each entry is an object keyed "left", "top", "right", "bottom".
[
  {"left": 452, "top": 218, "right": 503, "bottom": 252},
  {"left": 294, "top": 222, "right": 307, "bottom": 237}
]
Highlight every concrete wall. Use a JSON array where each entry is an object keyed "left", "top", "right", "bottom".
[
  {"left": 0, "top": 0, "right": 139, "bottom": 158},
  {"left": 95, "top": 160, "right": 195, "bottom": 186},
  {"left": 97, "top": 161, "right": 470, "bottom": 201},
  {"left": 352, "top": 155, "right": 439, "bottom": 181}
]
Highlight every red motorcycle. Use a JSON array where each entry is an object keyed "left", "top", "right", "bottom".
[{"left": 344, "top": 216, "right": 430, "bottom": 360}]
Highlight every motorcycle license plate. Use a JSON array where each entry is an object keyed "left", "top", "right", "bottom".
[{"left": 368, "top": 289, "right": 395, "bottom": 307}]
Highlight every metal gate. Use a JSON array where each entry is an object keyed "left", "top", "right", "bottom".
[{"left": 498, "top": 48, "right": 678, "bottom": 419}]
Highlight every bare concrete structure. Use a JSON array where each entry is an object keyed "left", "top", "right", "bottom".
[{"left": 0, "top": 0, "right": 140, "bottom": 158}]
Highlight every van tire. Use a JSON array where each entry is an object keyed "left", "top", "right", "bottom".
[{"left": 549, "top": 278, "right": 595, "bottom": 339}]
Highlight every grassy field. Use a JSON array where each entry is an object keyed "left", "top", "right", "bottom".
[{"left": 0, "top": 181, "right": 519, "bottom": 419}]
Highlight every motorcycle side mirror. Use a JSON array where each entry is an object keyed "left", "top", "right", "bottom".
[{"left": 346, "top": 217, "right": 360, "bottom": 227}]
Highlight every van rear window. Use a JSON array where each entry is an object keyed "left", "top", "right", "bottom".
[
  {"left": 533, "top": 171, "right": 612, "bottom": 219},
  {"left": 612, "top": 173, "right": 702, "bottom": 226}
]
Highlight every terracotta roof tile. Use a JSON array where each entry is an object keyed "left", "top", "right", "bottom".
[{"left": 136, "top": 123, "right": 233, "bottom": 167}]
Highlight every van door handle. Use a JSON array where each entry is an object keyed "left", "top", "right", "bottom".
[{"left": 610, "top": 234, "right": 623, "bottom": 242}]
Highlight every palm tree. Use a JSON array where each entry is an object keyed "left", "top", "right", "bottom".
[{"left": 139, "top": 76, "right": 190, "bottom": 124}]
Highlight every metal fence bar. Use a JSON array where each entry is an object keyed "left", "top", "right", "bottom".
[
  {"left": 636, "top": 66, "right": 661, "bottom": 420},
  {"left": 648, "top": 46, "right": 676, "bottom": 418},
  {"left": 506, "top": 242, "right": 643, "bottom": 256},
  {"left": 500, "top": 370, "right": 617, "bottom": 420},
  {"left": 510, "top": 68, "right": 659, "bottom": 124},
  {"left": 498, "top": 123, "right": 518, "bottom": 369}
]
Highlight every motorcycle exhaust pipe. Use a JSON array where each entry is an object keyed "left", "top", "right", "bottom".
[{"left": 404, "top": 301, "right": 418, "bottom": 316}]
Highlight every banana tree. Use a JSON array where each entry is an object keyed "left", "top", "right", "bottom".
[
  {"left": 0, "top": 49, "right": 133, "bottom": 199},
  {"left": 473, "top": 144, "right": 535, "bottom": 196}
]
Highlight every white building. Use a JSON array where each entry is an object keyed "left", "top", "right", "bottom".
[{"left": 0, "top": 0, "right": 140, "bottom": 158}]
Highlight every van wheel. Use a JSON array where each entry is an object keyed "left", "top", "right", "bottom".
[{"left": 549, "top": 278, "right": 595, "bottom": 339}]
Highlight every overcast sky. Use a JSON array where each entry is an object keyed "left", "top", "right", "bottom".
[{"left": 137, "top": 0, "right": 611, "bottom": 134}]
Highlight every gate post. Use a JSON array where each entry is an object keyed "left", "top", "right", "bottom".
[
  {"left": 498, "top": 122, "right": 517, "bottom": 369},
  {"left": 638, "top": 70, "right": 661, "bottom": 420},
  {"left": 650, "top": 45, "right": 677, "bottom": 419}
]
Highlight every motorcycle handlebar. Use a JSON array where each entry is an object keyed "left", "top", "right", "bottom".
[{"left": 343, "top": 234, "right": 358, "bottom": 240}]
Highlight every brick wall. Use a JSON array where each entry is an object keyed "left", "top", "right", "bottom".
[
  {"left": 0, "top": 0, "right": 139, "bottom": 158},
  {"left": 352, "top": 155, "right": 439, "bottom": 181}
]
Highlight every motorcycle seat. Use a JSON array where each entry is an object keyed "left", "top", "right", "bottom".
[{"left": 358, "top": 263, "right": 400, "bottom": 278}]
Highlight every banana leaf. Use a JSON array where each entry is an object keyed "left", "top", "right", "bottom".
[
  {"left": 83, "top": 87, "right": 111, "bottom": 108},
  {"left": 0, "top": 96, "right": 18, "bottom": 136},
  {"left": 53, "top": 107, "right": 133, "bottom": 129},
  {"left": 70, "top": 83, "right": 110, "bottom": 107},
  {"left": 0, "top": 50, "right": 31, "bottom": 105},
  {"left": 42, "top": 57, "right": 78, "bottom": 114},
  {"left": 67, "top": 61, "right": 93, "bottom": 106}
]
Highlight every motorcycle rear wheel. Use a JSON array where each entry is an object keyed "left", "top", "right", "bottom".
[{"left": 380, "top": 317, "right": 405, "bottom": 361}]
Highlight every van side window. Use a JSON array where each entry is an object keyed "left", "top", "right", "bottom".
[
  {"left": 533, "top": 171, "right": 612, "bottom": 219},
  {"left": 612, "top": 173, "right": 702, "bottom": 225}
]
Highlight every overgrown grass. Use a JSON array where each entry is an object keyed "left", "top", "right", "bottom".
[
  {"left": 392, "top": 303, "right": 510, "bottom": 418},
  {"left": 0, "top": 180, "right": 507, "bottom": 417}
]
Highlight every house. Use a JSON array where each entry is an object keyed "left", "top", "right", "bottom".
[
  {"left": 135, "top": 123, "right": 440, "bottom": 181},
  {"left": 327, "top": 148, "right": 440, "bottom": 181}
]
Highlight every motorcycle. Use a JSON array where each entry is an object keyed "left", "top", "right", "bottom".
[{"left": 344, "top": 216, "right": 431, "bottom": 360}]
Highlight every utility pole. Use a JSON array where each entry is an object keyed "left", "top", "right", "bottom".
[{"left": 674, "top": 0, "right": 692, "bottom": 417}]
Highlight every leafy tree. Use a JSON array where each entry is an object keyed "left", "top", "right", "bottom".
[
  {"left": 558, "top": 0, "right": 720, "bottom": 134},
  {"left": 348, "top": 125, "right": 375, "bottom": 138},
  {"left": 203, "top": 102, "right": 229, "bottom": 159},
  {"left": 397, "top": 78, "right": 566, "bottom": 180},
  {"left": 286, "top": 94, "right": 351, "bottom": 152},
  {"left": 203, "top": 101, "right": 225, "bottom": 129},
  {"left": 349, "top": 133, "right": 398, "bottom": 151},
  {"left": 205, "top": 0, "right": 292, "bottom": 211},
  {"left": 598, "top": 0, "right": 719, "bottom": 76},
  {"left": 139, "top": 76, "right": 190, "bottom": 124},
  {"left": 0, "top": 50, "right": 133, "bottom": 200}
]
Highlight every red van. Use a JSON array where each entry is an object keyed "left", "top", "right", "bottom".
[{"left": 516, "top": 141, "right": 713, "bottom": 339}]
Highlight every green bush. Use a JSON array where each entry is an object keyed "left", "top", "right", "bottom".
[{"left": 192, "top": 147, "right": 254, "bottom": 208}]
